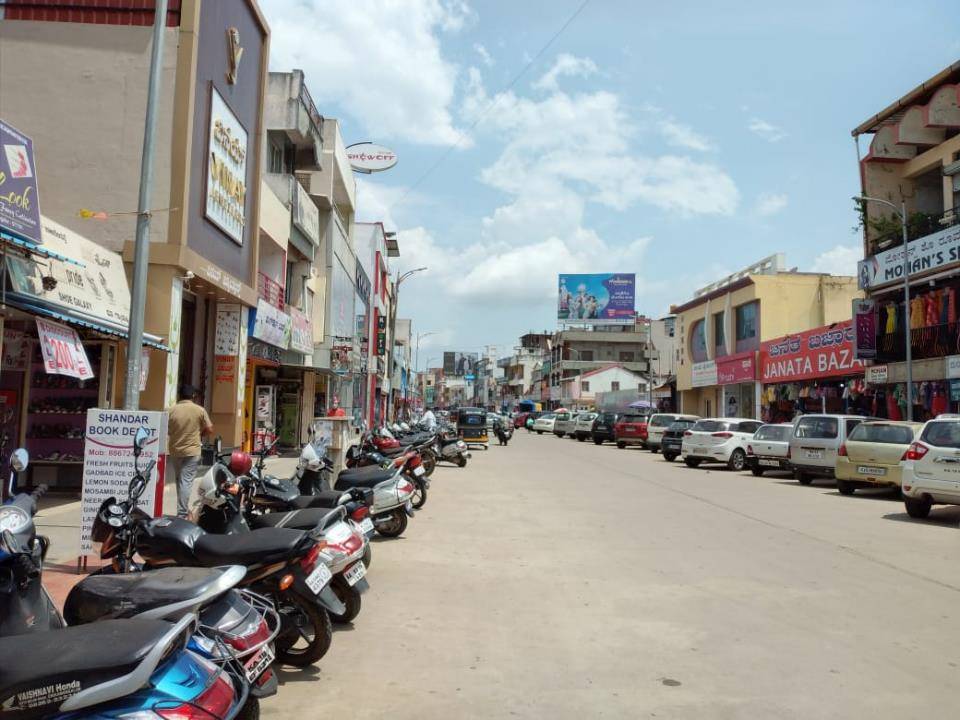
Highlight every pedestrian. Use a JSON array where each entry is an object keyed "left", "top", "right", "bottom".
[
  {"left": 421, "top": 406, "right": 437, "bottom": 430},
  {"left": 167, "top": 383, "right": 213, "bottom": 518},
  {"left": 329, "top": 396, "right": 346, "bottom": 417}
]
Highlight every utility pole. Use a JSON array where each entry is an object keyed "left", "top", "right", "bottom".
[{"left": 124, "top": 0, "right": 169, "bottom": 410}]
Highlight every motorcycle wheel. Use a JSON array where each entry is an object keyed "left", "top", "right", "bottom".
[
  {"left": 274, "top": 590, "right": 333, "bottom": 667},
  {"left": 376, "top": 508, "right": 408, "bottom": 538},
  {"left": 237, "top": 698, "right": 260, "bottom": 720},
  {"left": 411, "top": 478, "right": 428, "bottom": 509},
  {"left": 456, "top": 454, "right": 467, "bottom": 468},
  {"left": 421, "top": 450, "right": 437, "bottom": 477},
  {"left": 328, "top": 576, "right": 362, "bottom": 624},
  {"left": 363, "top": 544, "right": 372, "bottom": 569}
]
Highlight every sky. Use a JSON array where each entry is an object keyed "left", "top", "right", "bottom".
[{"left": 260, "top": 0, "right": 959, "bottom": 367}]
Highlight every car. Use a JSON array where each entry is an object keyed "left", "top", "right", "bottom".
[
  {"left": 553, "top": 411, "right": 578, "bottom": 438},
  {"left": 746, "top": 423, "right": 794, "bottom": 476},
  {"left": 532, "top": 413, "right": 557, "bottom": 434},
  {"left": 680, "top": 418, "right": 764, "bottom": 471},
  {"left": 834, "top": 420, "right": 922, "bottom": 495},
  {"left": 899, "top": 417, "right": 960, "bottom": 518},
  {"left": 573, "top": 412, "right": 598, "bottom": 441},
  {"left": 514, "top": 411, "right": 537, "bottom": 429},
  {"left": 613, "top": 410, "right": 653, "bottom": 448},
  {"left": 660, "top": 418, "right": 697, "bottom": 461},
  {"left": 591, "top": 412, "right": 619, "bottom": 445},
  {"left": 789, "top": 414, "right": 868, "bottom": 485},
  {"left": 646, "top": 413, "right": 699, "bottom": 452}
]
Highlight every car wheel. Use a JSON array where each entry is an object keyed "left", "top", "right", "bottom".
[
  {"left": 616, "top": 441, "right": 626, "bottom": 449},
  {"left": 536, "top": 431, "right": 543, "bottom": 435},
  {"left": 555, "top": 432, "right": 564, "bottom": 438},
  {"left": 904, "top": 495, "right": 932, "bottom": 519},
  {"left": 794, "top": 470, "right": 813, "bottom": 485},
  {"left": 684, "top": 457, "right": 701, "bottom": 468},
  {"left": 593, "top": 438, "right": 603, "bottom": 445},
  {"left": 751, "top": 467, "right": 764, "bottom": 477},
  {"left": 836, "top": 479, "right": 855, "bottom": 496},
  {"left": 649, "top": 447, "right": 658, "bottom": 453},
  {"left": 727, "top": 449, "right": 746, "bottom": 472},
  {"left": 662, "top": 453, "right": 676, "bottom": 462},
  {"left": 577, "top": 435, "right": 586, "bottom": 442}
]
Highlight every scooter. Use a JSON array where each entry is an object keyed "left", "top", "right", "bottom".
[
  {"left": 345, "top": 440, "right": 429, "bottom": 510},
  {"left": 435, "top": 429, "right": 470, "bottom": 467}
]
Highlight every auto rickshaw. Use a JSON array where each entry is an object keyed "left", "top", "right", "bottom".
[{"left": 457, "top": 406, "right": 489, "bottom": 449}]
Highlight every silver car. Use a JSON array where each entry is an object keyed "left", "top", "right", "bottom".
[
  {"left": 746, "top": 423, "right": 793, "bottom": 475},
  {"left": 788, "top": 414, "right": 868, "bottom": 484},
  {"left": 573, "top": 412, "right": 598, "bottom": 441}
]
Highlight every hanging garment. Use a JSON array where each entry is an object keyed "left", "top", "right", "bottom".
[
  {"left": 910, "top": 296, "right": 925, "bottom": 329},
  {"left": 948, "top": 287, "right": 957, "bottom": 325},
  {"left": 940, "top": 289, "right": 950, "bottom": 325},
  {"left": 925, "top": 292, "right": 939, "bottom": 327},
  {"left": 932, "top": 386, "right": 949, "bottom": 416},
  {"left": 886, "top": 388, "right": 902, "bottom": 420},
  {"left": 885, "top": 303, "right": 897, "bottom": 334}
]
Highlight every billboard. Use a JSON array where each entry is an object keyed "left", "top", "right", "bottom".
[
  {"left": 759, "top": 320, "right": 865, "bottom": 383},
  {"left": 558, "top": 274, "right": 635, "bottom": 323},
  {"left": 443, "top": 351, "right": 478, "bottom": 376}
]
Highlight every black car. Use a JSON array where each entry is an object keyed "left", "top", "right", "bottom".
[
  {"left": 661, "top": 418, "right": 697, "bottom": 461},
  {"left": 591, "top": 412, "right": 619, "bottom": 445}
]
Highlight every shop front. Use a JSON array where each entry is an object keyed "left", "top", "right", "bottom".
[
  {"left": 243, "top": 299, "right": 294, "bottom": 451},
  {"left": 683, "top": 355, "right": 759, "bottom": 419},
  {"left": 759, "top": 320, "right": 866, "bottom": 423}
]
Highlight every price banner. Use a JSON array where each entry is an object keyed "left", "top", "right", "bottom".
[{"left": 35, "top": 318, "right": 93, "bottom": 380}]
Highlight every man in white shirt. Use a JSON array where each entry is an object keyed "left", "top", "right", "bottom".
[{"left": 421, "top": 408, "right": 437, "bottom": 430}]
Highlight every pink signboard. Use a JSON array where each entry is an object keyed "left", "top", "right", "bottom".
[{"left": 717, "top": 352, "right": 755, "bottom": 385}]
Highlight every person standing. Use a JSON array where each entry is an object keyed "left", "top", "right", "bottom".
[{"left": 167, "top": 384, "right": 213, "bottom": 518}]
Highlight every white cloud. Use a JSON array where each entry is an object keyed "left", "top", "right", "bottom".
[
  {"left": 754, "top": 192, "right": 788, "bottom": 217},
  {"left": 532, "top": 53, "right": 598, "bottom": 91},
  {"left": 262, "top": 0, "right": 469, "bottom": 146},
  {"left": 811, "top": 244, "right": 861, "bottom": 276},
  {"left": 658, "top": 119, "right": 713, "bottom": 152},
  {"left": 748, "top": 117, "right": 787, "bottom": 143},
  {"left": 473, "top": 42, "right": 493, "bottom": 67}
]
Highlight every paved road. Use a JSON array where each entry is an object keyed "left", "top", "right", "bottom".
[{"left": 261, "top": 431, "right": 960, "bottom": 719}]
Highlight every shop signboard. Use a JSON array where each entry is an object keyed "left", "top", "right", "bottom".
[
  {"left": 249, "top": 339, "right": 283, "bottom": 365},
  {"left": 215, "top": 303, "right": 242, "bottom": 356},
  {"left": 205, "top": 88, "right": 249, "bottom": 245},
  {"left": 950, "top": 379, "right": 960, "bottom": 403},
  {"left": 80, "top": 409, "right": 167, "bottom": 554},
  {"left": 865, "top": 365, "right": 888, "bottom": 384},
  {"left": 346, "top": 142, "right": 398, "bottom": 174},
  {"left": 557, "top": 273, "right": 635, "bottom": 324},
  {"left": 292, "top": 180, "right": 320, "bottom": 245},
  {"left": 288, "top": 307, "right": 313, "bottom": 354},
  {"left": 0, "top": 119, "right": 42, "bottom": 245},
  {"left": 759, "top": 320, "right": 865, "bottom": 383},
  {"left": 946, "top": 355, "right": 960, "bottom": 380},
  {"left": 717, "top": 353, "right": 755, "bottom": 385},
  {"left": 857, "top": 223, "right": 960, "bottom": 290},
  {"left": 251, "top": 298, "right": 291, "bottom": 349},
  {"left": 852, "top": 298, "right": 876, "bottom": 360},
  {"left": 36, "top": 318, "right": 93, "bottom": 380},
  {"left": 691, "top": 360, "right": 718, "bottom": 388}
]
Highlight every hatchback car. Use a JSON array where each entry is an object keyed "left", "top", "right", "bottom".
[
  {"left": 660, "top": 418, "right": 698, "bottom": 461},
  {"left": 646, "top": 413, "right": 699, "bottom": 452},
  {"left": 900, "top": 417, "right": 960, "bottom": 518},
  {"left": 746, "top": 423, "right": 793, "bottom": 475},
  {"left": 681, "top": 418, "right": 764, "bottom": 471},
  {"left": 554, "top": 411, "right": 578, "bottom": 438},
  {"left": 614, "top": 410, "right": 653, "bottom": 448},
  {"left": 574, "top": 412, "right": 598, "bottom": 441},
  {"left": 835, "top": 420, "right": 921, "bottom": 495},
  {"left": 591, "top": 412, "right": 619, "bottom": 445},
  {"left": 532, "top": 413, "right": 557, "bottom": 434},
  {"left": 789, "top": 414, "right": 868, "bottom": 485}
]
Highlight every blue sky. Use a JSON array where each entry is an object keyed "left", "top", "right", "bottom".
[{"left": 262, "top": 0, "right": 959, "bottom": 366}]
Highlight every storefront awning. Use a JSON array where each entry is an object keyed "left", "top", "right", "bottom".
[{"left": 1, "top": 229, "right": 84, "bottom": 266}]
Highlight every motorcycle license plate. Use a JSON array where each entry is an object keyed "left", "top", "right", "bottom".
[
  {"left": 305, "top": 563, "right": 332, "bottom": 594},
  {"left": 759, "top": 459, "right": 781, "bottom": 467},
  {"left": 244, "top": 645, "right": 275, "bottom": 683},
  {"left": 360, "top": 518, "right": 374, "bottom": 535},
  {"left": 413, "top": 465, "right": 425, "bottom": 476},
  {"left": 344, "top": 561, "right": 367, "bottom": 587}
]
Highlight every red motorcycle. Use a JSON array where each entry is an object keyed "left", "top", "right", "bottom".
[{"left": 347, "top": 432, "right": 429, "bottom": 509}]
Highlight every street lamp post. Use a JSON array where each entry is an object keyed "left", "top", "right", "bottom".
[
  {"left": 855, "top": 196, "right": 912, "bottom": 420},
  {"left": 415, "top": 330, "right": 436, "bottom": 372}
]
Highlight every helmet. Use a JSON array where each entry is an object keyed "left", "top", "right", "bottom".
[{"left": 228, "top": 450, "right": 253, "bottom": 476}]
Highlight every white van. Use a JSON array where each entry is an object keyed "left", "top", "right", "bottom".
[{"left": 788, "top": 414, "right": 868, "bottom": 485}]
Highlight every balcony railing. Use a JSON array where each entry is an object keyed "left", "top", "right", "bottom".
[
  {"left": 257, "top": 272, "right": 284, "bottom": 311},
  {"left": 875, "top": 321, "right": 960, "bottom": 363},
  {"left": 868, "top": 206, "right": 959, "bottom": 254}
]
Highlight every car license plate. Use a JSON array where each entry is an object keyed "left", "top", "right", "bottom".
[
  {"left": 413, "top": 465, "right": 425, "bottom": 476},
  {"left": 359, "top": 518, "right": 374, "bottom": 535},
  {"left": 857, "top": 465, "right": 886, "bottom": 476},
  {"left": 804, "top": 449, "right": 823, "bottom": 460},
  {"left": 244, "top": 645, "right": 274, "bottom": 683},
  {"left": 305, "top": 563, "right": 332, "bottom": 594},
  {"left": 759, "top": 459, "right": 781, "bottom": 467},
  {"left": 343, "top": 561, "right": 367, "bottom": 587}
]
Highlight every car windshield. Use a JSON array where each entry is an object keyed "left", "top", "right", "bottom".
[
  {"left": 849, "top": 423, "right": 916, "bottom": 444},
  {"left": 754, "top": 425, "right": 791, "bottom": 441},
  {"left": 541, "top": 414, "right": 556, "bottom": 420},
  {"left": 921, "top": 421, "right": 960, "bottom": 448},
  {"left": 794, "top": 416, "right": 839, "bottom": 439},
  {"left": 579, "top": 413, "right": 597, "bottom": 421},
  {"left": 621, "top": 413, "right": 648, "bottom": 422},
  {"left": 600, "top": 413, "right": 617, "bottom": 423},
  {"left": 669, "top": 420, "right": 695, "bottom": 431},
  {"left": 692, "top": 420, "right": 727, "bottom": 432},
  {"left": 650, "top": 415, "right": 675, "bottom": 427}
]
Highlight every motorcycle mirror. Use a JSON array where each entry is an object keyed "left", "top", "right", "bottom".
[
  {"left": 133, "top": 427, "right": 151, "bottom": 455},
  {"left": 1, "top": 529, "right": 19, "bottom": 554},
  {"left": 9, "top": 448, "right": 28, "bottom": 473},
  {"left": 215, "top": 436, "right": 222, "bottom": 454}
]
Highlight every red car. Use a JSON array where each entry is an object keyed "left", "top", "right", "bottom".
[{"left": 614, "top": 410, "right": 652, "bottom": 449}]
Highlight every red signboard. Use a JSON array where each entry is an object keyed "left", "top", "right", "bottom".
[
  {"left": 717, "top": 352, "right": 755, "bottom": 385},
  {"left": 759, "top": 320, "right": 865, "bottom": 383}
]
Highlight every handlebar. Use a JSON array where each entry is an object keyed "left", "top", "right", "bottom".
[{"left": 30, "top": 484, "right": 48, "bottom": 501}]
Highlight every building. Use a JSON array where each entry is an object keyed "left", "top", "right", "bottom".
[
  {"left": 672, "top": 254, "right": 861, "bottom": 419},
  {"left": 391, "top": 318, "right": 413, "bottom": 418},
  {"left": 852, "top": 61, "right": 960, "bottom": 419},
  {"left": 558, "top": 365, "right": 646, "bottom": 410}
]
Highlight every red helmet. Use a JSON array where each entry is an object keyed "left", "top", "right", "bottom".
[{"left": 228, "top": 450, "right": 253, "bottom": 476}]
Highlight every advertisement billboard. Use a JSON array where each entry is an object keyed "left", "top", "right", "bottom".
[
  {"left": 558, "top": 274, "right": 635, "bottom": 323},
  {"left": 0, "top": 119, "right": 42, "bottom": 245},
  {"left": 443, "top": 352, "right": 478, "bottom": 376}
]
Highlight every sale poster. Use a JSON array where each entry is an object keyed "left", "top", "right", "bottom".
[{"left": 35, "top": 318, "right": 93, "bottom": 380}]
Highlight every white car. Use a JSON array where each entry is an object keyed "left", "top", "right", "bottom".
[
  {"left": 532, "top": 413, "right": 557, "bottom": 435},
  {"left": 681, "top": 417, "right": 765, "bottom": 472},
  {"left": 646, "top": 413, "right": 699, "bottom": 452},
  {"left": 900, "top": 416, "right": 960, "bottom": 519},
  {"left": 573, "top": 412, "right": 598, "bottom": 441}
]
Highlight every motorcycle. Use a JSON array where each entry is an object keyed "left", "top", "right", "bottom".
[
  {"left": 380, "top": 425, "right": 438, "bottom": 477},
  {"left": 493, "top": 419, "right": 513, "bottom": 446},
  {"left": 434, "top": 427, "right": 470, "bottom": 467},
  {"left": 345, "top": 437, "right": 429, "bottom": 510}
]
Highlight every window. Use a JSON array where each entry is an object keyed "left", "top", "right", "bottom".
[
  {"left": 692, "top": 420, "right": 728, "bottom": 433},
  {"left": 713, "top": 312, "right": 725, "bottom": 348},
  {"left": 581, "top": 381, "right": 590, "bottom": 392},
  {"left": 304, "top": 287, "right": 314, "bottom": 321},
  {"left": 269, "top": 140, "right": 284, "bottom": 174},
  {"left": 848, "top": 423, "right": 915, "bottom": 444},
  {"left": 794, "top": 416, "right": 839, "bottom": 439},
  {"left": 736, "top": 421, "right": 763, "bottom": 434},
  {"left": 577, "top": 350, "right": 594, "bottom": 361},
  {"left": 611, "top": 381, "right": 620, "bottom": 391},
  {"left": 754, "top": 425, "right": 791, "bottom": 441},
  {"left": 619, "top": 351, "right": 635, "bottom": 362},
  {"left": 921, "top": 421, "right": 960, "bottom": 448},
  {"left": 690, "top": 320, "right": 707, "bottom": 362},
  {"left": 736, "top": 302, "right": 758, "bottom": 342}
]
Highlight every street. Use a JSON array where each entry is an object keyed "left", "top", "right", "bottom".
[{"left": 261, "top": 431, "right": 960, "bottom": 719}]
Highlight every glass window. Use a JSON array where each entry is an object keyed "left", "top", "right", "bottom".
[
  {"left": 581, "top": 381, "right": 590, "bottom": 392},
  {"left": 736, "top": 302, "right": 758, "bottom": 341},
  {"left": 794, "top": 416, "right": 839, "bottom": 439},
  {"left": 650, "top": 414, "right": 676, "bottom": 427},
  {"left": 692, "top": 420, "right": 728, "bottom": 432},
  {"left": 754, "top": 425, "right": 791, "bottom": 441},
  {"left": 578, "top": 350, "right": 594, "bottom": 361},
  {"left": 611, "top": 381, "right": 620, "bottom": 391},
  {"left": 619, "top": 351, "right": 635, "bottom": 362},
  {"left": 848, "top": 423, "right": 915, "bottom": 444},
  {"left": 845, "top": 419, "right": 863, "bottom": 436},
  {"left": 690, "top": 320, "right": 707, "bottom": 362},
  {"left": 736, "top": 421, "right": 763, "bottom": 434},
  {"left": 269, "top": 140, "right": 284, "bottom": 174},
  {"left": 920, "top": 421, "right": 960, "bottom": 448},
  {"left": 713, "top": 312, "right": 725, "bottom": 348}
]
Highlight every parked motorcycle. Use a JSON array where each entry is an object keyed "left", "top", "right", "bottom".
[{"left": 346, "top": 437, "right": 429, "bottom": 509}]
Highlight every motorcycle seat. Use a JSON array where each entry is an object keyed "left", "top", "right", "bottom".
[
  {"left": 377, "top": 445, "right": 411, "bottom": 457},
  {"left": 0, "top": 618, "right": 175, "bottom": 714},
  {"left": 336, "top": 465, "right": 396, "bottom": 489},
  {"left": 193, "top": 526, "right": 311, "bottom": 566},
  {"left": 289, "top": 490, "right": 347, "bottom": 509},
  {"left": 63, "top": 567, "right": 232, "bottom": 625},
  {"left": 248, "top": 507, "right": 337, "bottom": 532}
]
